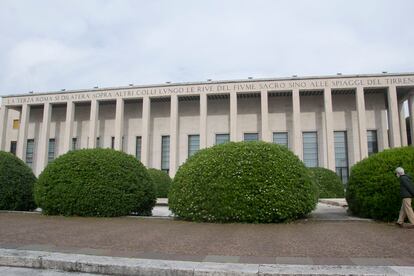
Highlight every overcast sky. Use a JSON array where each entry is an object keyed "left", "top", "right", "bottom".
[{"left": 0, "top": 0, "right": 413, "bottom": 100}]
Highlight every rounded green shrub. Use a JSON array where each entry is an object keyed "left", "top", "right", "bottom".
[
  {"left": 169, "top": 141, "right": 318, "bottom": 223},
  {"left": 346, "top": 146, "right": 414, "bottom": 221},
  {"left": 308, "top": 167, "right": 344, "bottom": 198},
  {"left": 35, "top": 148, "right": 156, "bottom": 217},
  {"left": 147, "top": 168, "right": 172, "bottom": 198},
  {"left": 0, "top": 151, "right": 36, "bottom": 210}
]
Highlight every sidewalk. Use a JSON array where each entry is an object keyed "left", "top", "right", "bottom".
[
  {"left": 152, "top": 198, "right": 367, "bottom": 221},
  {"left": 0, "top": 200, "right": 413, "bottom": 275}
]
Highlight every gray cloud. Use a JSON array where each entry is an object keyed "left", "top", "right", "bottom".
[{"left": 0, "top": 0, "right": 413, "bottom": 100}]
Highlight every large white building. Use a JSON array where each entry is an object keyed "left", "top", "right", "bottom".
[{"left": 1, "top": 73, "right": 414, "bottom": 182}]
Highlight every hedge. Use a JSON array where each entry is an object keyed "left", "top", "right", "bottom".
[
  {"left": 169, "top": 141, "right": 318, "bottom": 223},
  {"left": 147, "top": 168, "right": 172, "bottom": 198},
  {"left": 346, "top": 146, "right": 414, "bottom": 221},
  {"left": 35, "top": 148, "right": 156, "bottom": 217},
  {"left": 308, "top": 167, "right": 344, "bottom": 198},
  {"left": 0, "top": 151, "right": 36, "bottom": 210}
]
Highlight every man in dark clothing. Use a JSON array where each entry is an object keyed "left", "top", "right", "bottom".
[{"left": 395, "top": 167, "right": 414, "bottom": 228}]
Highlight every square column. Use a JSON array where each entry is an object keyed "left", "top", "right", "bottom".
[
  {"left": 63, "top": 101, "right": 75, "bottom": 153},
  {"left": 291, "top": 89, "right": 302, "bottom": 159},
  {"left": 387, "top": 86, "right": 401, "bottom": 148},
  {"left": 324, "top": 88, "right": 335, "bottom": 170},
  {"left": 356, "top": 87, "right": 368, "bottom": 160},
  {"left": 169, "top": 95, "right": 178, "bottom": 176},
  {"left": 409, "top": 94, "right": 414, "bottom": 145},
  {"left": 199, "top": 93, "right": 207, "bottom": 149},
  {"left": 399, "top": 101, "right": 408, "bottom": 146},
  {"left": 380, "top": 110, "right": 389, "bottom": 150},
  {"left": 16, "top": 104, "right": 30, "bottom": 160},
  {"left": 114, "top": 98, "right": 124, "bottom": 151},
  {"left": 261, "top": 90, "right": 270, "bottom": 142},
  {"left": 0, "top": 106, "right": 8, "bottom": 151},
  {"left": 88, "top": 99, "right": 99, "bottom": 148},
  {"left": 141, "top": 96, "right": 151, "bottom": 167},
  {"left": 230, "top": 92, "right": 238, "bottom": 141},
  {"left": 36, "top": 103, "right": 52, "bottom": 175}
]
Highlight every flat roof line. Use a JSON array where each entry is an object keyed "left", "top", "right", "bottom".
[{"left": 2, "top": 72, "right": 414, "bottom": 98}]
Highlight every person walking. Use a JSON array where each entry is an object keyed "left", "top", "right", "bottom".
[{"left": 395, "top": 167, "right": 414, "bottom": 228}]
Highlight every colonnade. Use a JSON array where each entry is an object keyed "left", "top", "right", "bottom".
[{"left": 0, "top": 85, "right": 411, "bottom": 177}]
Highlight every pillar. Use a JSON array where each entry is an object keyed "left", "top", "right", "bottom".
[
  {"left": 230, "top": 92, "right": 237, "bottom": 141},
  {"left": 398, "top": 100, "right": 408, "bottom": 146},
  {"left": 409, "top": 94, "right": 414, "bottom": 145},
  {"left": 63, "top": 101, "right": 74, "bottom": 153},
  {"left": 141, "top": 96, "right": 151, "bottom": 167},
  {"left": 261, "top": 90, "right": 270, "bottom": 142},
  {"left": 380, "top": 109, "right": 389, "bottom": 150},
  {"left": 200, "top": 93, "right": 207, "bottom": 148},
  {"left": 114, "top": 98, "right": 124, "bottom": 151},
  {"left": 169, "top": 95, "right": 178, "bottom": 176},
  {"left": 88, "top": 99, "right": 99, "bottom": 148},
  {"left": 16, "top": 104, "right": 30, "bottom": 160},
  {"left": 0, "top": 106, "right": 8, "bottom": 151},
  {"left": 387, "top": 85, "right": 401, "bottom": 148},
  {"left": 356, "top": 87, "right": 368, "bottom": 160},
  {"left": 292, "top": 89, "right": 302, "bottom": 159},
  {"left": 324, "top": 88, "right": 335, "bottom": 170},
  {"left": 36, "top": 103, "right": 52, "bottom": 175}
]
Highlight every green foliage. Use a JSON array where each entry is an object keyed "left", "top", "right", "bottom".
[
  {"left": 147, "top": 168, "right": 172, "bottom": 198},
  {"left": 169, "top": 141, "right": 318, "bottom": 223},
  {"left": 0, "top": 151, "right": 36, "bottom": 210},
  {"left": 35, "top": 148, "right": 156, "bottom": 217},
  {"left": 346, "top": 146, "right": 414, "bottom": 221},
  {"left": 308, "top": 167, "right": 344, "bottom": 198}
]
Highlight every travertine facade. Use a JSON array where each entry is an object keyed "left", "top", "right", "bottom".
[{"left": 1, "top": 73, "right": 414, "bottom": 179}]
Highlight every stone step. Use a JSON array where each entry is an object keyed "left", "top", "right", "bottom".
[
  {"left": 156, "top": 198, "right": 168, "bottom": 206},
  {"left": 0, "top": 249, "right": 412, "bottom": 276}
]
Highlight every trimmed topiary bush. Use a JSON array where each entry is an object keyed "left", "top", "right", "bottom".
[
  {"left": 147, "top": 168, "right": 172, "bottom": 198},
  {"left": 346, "top": 146, "right": 414, "bottom": 221},
  {"left": 308, "top": 167, "right": 344, "bottom": 198},
  {"left": 169, "top": 141, "right": 318, "bottom": 223},
  {"left": 0, "top": 151, "right": 36, "bottom": 210},
  {"left": 35, "top": 148, "right": 156, "bottom": 217}
]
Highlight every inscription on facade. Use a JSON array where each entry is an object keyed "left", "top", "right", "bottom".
[{"left": 3, "top": 76, "right": 414, "bottom": 106}]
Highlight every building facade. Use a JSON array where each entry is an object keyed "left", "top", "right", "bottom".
[{"left": 1, "top": 73, "right": 414, "bottom": 181}]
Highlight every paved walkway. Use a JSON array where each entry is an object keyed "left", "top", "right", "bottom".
[
  {"left": 1, "top": 199, "right": 413, "bottom": 275},
  {"left": 152, "top": 200, "right": 370, "bottom": 221},
  {"left": 0, "top": 201, "right": 413, "bottom": 267}
]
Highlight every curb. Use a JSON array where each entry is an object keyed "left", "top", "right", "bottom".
[{"left": 0, "top": 249, "right": 413, "bottom": 276}]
